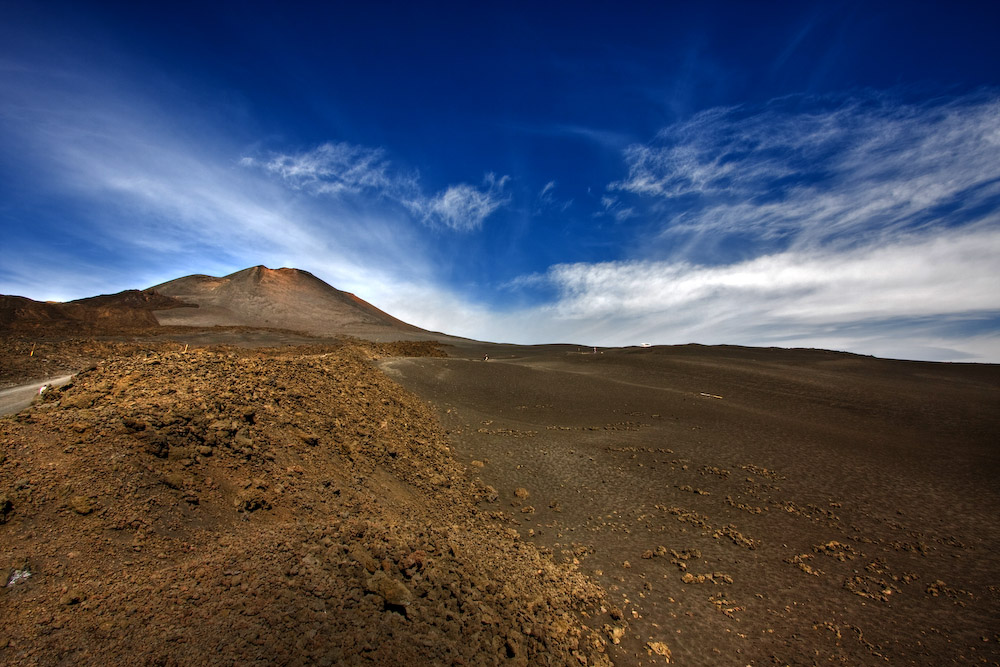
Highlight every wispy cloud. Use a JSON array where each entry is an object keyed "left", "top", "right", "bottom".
[
  {"left": 532, "top": 180, "right": 572, "bottom": 216},
  {"left": 2, "top": 49, "right": 997, "bottom": 362},
  {"left": 610, "top": 91, "right": 1000, "bottom": 252},
  {"left": 548, "top": 123, "right": 633, "bottom": 150},
  {"left": 477, "top": 90, "right": 1000, "bottom": 361},
  {"left": 242, "top": 144, "right": 510, "bottom": 232},
  {"left": 0, "top": 63, "right": 434, "bottom": 300},
  {"left": 239, "top": 142, "right": 415, "bottom": 198},
  {"left": 415, "top": 173, "right": 510, "bottom": 231},
  {"left": 596, "top": 195, "right": 634, "bottom": 222}
]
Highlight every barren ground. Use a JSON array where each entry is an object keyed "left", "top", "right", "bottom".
[
  {"left": 0, "top": 334, "right": 614, "bottom": 666},
  {"left": 2, "top": 331, "right": 999, "bottom": 665},
  {"left": 382, "top": 341, "right": 1000, "bottom": 665}
]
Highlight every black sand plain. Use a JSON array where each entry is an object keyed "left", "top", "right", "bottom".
[{"left": 383, "top": 341, "right": 1000, "bottom": 665}]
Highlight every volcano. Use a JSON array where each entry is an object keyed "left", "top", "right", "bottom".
[{"left": 150, "top": 265, "right": 437, "bottom": 341}]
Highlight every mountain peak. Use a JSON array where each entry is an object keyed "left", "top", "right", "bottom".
[{"left": 150, "top": 266, "right": 433, "bottom": 341}]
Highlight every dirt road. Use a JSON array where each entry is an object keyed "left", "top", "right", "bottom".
[{"left": 0, "top": 375, "right": 74, "bottom": 417}]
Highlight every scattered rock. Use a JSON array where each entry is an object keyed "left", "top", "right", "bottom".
[
  {"left": 647, "top": 640, "right": 672, "bottom": 662},
  {"left": 814, "top": 541, "right": 857, "bottom": 561},
  {"left": 604, "top": 624, "right": 626, "bottom": 644},
  {"left": 234, "top": 491, "right": 271, "bottom": 513},
  {"left": 786, "top": 554, "right": 822, "bottom": 576},
  {"left": 681, "top": 572, "right": 732, "bottom": 585}
]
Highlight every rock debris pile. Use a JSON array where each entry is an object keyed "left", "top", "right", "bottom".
[{"left": 0, "top": 341, "right": 612, "bottom": 665}]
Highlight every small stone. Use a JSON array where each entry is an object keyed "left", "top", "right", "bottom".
[
  {"left": 163, "top": 473, "right": 185, "bottom": 490},
  {"left": 647, "top": 641, "right": 672, "bottom": 662},
  {"left": 366, "top": 571, "right": 412, "bottom": 608},
  {"left": 514, "top": 487, "right": 530, "bottom": 500},
  {"left": 70, "top": 496, "right": 93, "bottom": 515}
]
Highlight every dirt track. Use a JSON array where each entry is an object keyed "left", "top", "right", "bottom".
[
  {"left": 382, "top": 342, "right": 1000, "bottom": 665},
  {"left": 0, "top": 376, "right": 75, "bottom": 417}
]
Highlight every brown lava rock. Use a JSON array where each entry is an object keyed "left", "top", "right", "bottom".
[{"left": 0, "top": 340, "right": 612, "bottom": 666}]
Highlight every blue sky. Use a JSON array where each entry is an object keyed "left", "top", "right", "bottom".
[{"left": 2, "top": 1, "right": 999, "bottom": 361}]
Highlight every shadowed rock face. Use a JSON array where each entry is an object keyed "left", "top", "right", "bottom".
[
  {"left": 0, "top": 290, "right": 188, "bottom": 331},
  {"left": 151, "top": 266, "right": 437, "bottom": 341}
]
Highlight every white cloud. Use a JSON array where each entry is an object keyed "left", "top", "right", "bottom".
[
  {"left": 416, "top": 173, "right": 510, "bottom": 232},
  {"left": 243, "top": 145, "right": 509, "bottom": 232},
  {"left": 239, "top": 142, "right": 412, "bottom": 198},
  {"left": 610, "top": 92, "right": 1000, "bottom": 252},
  {"left": 535, "top": 180, "right": 572, "bottom": 214},
  {"left": 543, "top": 225, "right": 999, "bottom": 323},
  {"left": 2, "top": 57, "right": 997, "bottom": 362},
  {"left": 453, "top": 224, "right": 999, "bottom": 362},
  {"left": 447, "top": 92, "right": 1000, "bottom": 361},
  {"left": 596, "top": 194, "right": 635, "bottom": 222}
]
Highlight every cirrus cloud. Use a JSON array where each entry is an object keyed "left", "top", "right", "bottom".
[
  {"left": 611, "top": 91, "right": 1000, "bottom": 252},
  {"left": 416, "top": 173, "right": 510, "bottom": 231},
  {"left": 242, "top": 143, "right": 509, "bottom": 232}
]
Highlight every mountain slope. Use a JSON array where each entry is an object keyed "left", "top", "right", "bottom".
[
  {"left": 0, "top": 290, "right": 189, "bottom": 331},
  {"left": 150, "top": 266, "right": 436, "bottom": 341}
]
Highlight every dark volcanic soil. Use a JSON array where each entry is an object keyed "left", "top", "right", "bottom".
[{"left": 381, "top": 343, "right": 1000, "bottom": 665}]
